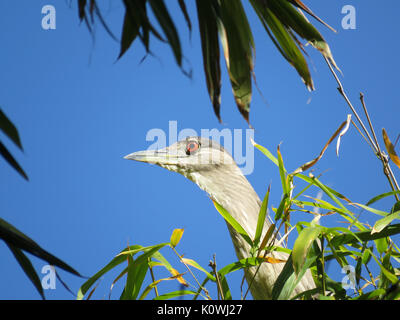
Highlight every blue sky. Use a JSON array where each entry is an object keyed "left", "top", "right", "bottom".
[{"left": 1, "top": 0, "right": 399, "bottom": 299}]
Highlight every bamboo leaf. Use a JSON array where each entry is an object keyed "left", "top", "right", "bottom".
[
  {"left": 212, "top": 200, "right": 253, "bottom": 247},
  {"left": 218, "top": 0, "right": 254, "bottom": 123},
  {"left": 372, "top": 210, "right": 400, "bottom": 234},
  {"left": 77, "top": 245, "right": 142, "bottom": 299},
  {"left": 330, "top": 224, "right": 400, "bottom": 247},
  {"left": 265, "top": 0, "right": 339, "bottom": 71},
  {"left": 366, "top": 191, "right": 400, "bottom": 206},
  {"left": 292, "top": 117, "right": 349, "bottom": 175},
  {"left": 118, "top": 9, "right": 140, "bottom": 59},
  {"left": 181, "top": 258, "right": 215, "bottom": 281},
  {"left": 148, "top": 0, "right": 182, "bottom": 66},
  {"left": 121, "top": 255, "right": 148, "bottom": 300},
  {"left": 254, "top": 185, "right": 271, "bottom": 247},
  {"left": 153, "top": 290, "right": 197, "bottom": 300},
  {"left": 292, "top": 225, "right": 323, "bottom": 275},
  {"left": 0, "top": 217, "right": 79, "bottom": 277},
  {"left": 250, "top": 0, "right": 313, "bottom": 90},
  {"left": 170, "top": 228, "right": 184, "bottom": 248},
  {"left": 0, "top": 140, "right": 28, "bottom": 180},
  {"left": 272, "top": 253, "right": 317, "bottom": 300},
  {"left": 195, "top": 0, "right": 222, "bottom": 121},
  {"left": 7, "top": 244, "right": 45, "bottom": 300},
  {"left": 0, "top": 108, "right": 23, "bottom": 150},
  {"left": 177, "top": 0, "right": 192, "bottom": 35},
  {"left": 382, "top": 128, "right": 400, "bottom": 169}
]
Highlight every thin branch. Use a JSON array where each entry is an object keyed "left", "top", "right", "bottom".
[
  {"left": 209, "top": 255, "right": 224, "bottom": 300},
  {"left": 171, "top": 246, "right": 211, "bottom": 300},
  {"left": 324, "top": 56, "right": 400, "bottom": 200},
  {"left": 148, "top": 258, "right": 159, "bottom": 297}
]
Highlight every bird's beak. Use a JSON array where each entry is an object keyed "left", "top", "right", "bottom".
[{"left": 124, "top": 149, "right": 178, "bottom": 165}]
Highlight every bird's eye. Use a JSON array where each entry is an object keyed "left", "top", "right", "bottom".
[{"left": 186, "top": 141, "right": 200, "bottom": 155}]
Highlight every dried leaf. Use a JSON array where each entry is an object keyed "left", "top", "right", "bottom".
[
  {"left": 258, "top": 256, "right": 286, "bottom": 264},
  {"left": 293, "top": 118, "right": 349, "bottom": 174},
  {"left": 382, "top": 128, "right": 400, "bottom": 169},
  {"left": 336, "top": 114, "right": 351, "bottom": 156}
]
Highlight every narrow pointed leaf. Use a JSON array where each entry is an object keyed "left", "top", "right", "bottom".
[
  {"left": 77, "top": 246, "right": 142, "bottom": 299},
  {"left": 288, "top": 0, "right": 337, "bottom": 32},
  {"left": 366, "top": 191, "right": 400, "bottom": 206},
  {"left": 250, "top": 0, "right": 313, "bottom": 90},
  {"left": 0, "top": 217, "right": 79, "bottom": 277},
  {"left": 254, "top": 185, "right": 271, "bottom": 247},
  {"left": 148, "top": 0, "right": 182, "bottom": 66},
  {"left": 212, "top": 200, "right": 253, "bottom": 247},
  {"left": 196, "top": 0, "right": 221, "bottom": 121},
  {"left": 372, "top": 210, "right": 400, "bottom": 234},
  {"left": 218, "top": 0, "right": 254, "bottom": 123},
  {"left": 121, "top": 255, "right": 148, "bottom": 300},
  {"left": 118, "top": 10, "right": 140, "bottom": 59},
  {"left": 292, "top": 225, "right": 323, "bottom": 275},
  {"left": 170, "top": 228, "right": 184, "bottom": 248},
  {"left": 7, "top": 244, "right": 45, "bottom": 300},
  {"left": 0, "top": 108, "right": 23, "bottom": 150},
  {"left": 272, "top": 253, "right": 317, "bottom": 300},
  {"left": 154, "top": 290, "right": 197, "bottom": 300},
  {"left": 330, "top": 224, "right": 400, "bottom": 247},
  {"left": 181, "top": 258, "right": 215, "bottom": 281},
  {"left": 382, "top": 128, "right": 400, "bottom": 169},
  {"left": 0, "top": 140, "right": 28, "bottom": 180},
  {"left": 177, "top": 0, "right": 192, "bottom": 35},
  {"left": 266, "top": 0, "right": 339, "bottom": 71}
]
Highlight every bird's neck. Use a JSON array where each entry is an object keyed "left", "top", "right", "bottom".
[{"left": 188, "top": 164, "right": 261, "bottom": 239}]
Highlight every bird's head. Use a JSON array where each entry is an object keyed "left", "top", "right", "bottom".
[{"left": 124, "top": 136, "right": 237, "bottom": 179}]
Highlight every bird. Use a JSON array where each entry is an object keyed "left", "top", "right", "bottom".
[{"left": 124, "top": 136, "right": 315, "bottom": 299}]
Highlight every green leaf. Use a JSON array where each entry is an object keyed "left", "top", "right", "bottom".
[
  {"left": 148, "top": 0, "right": 182, "bottom": 66},
  {"left": 154, "top": 290, "right": 197, "bottom": 300},
  {"left": 266, "top": 0, "right": 339, "bottom": 70},
  {"left": 181, "top": 257, "right": 215, "bottom": 281},
  {"left": 170, "top": 228, "right": 184, "bottom": 248},
  {"left": 352, "top": 289, "right": 385, "bottom": 300},
  {"left": 251, "top": 139, "right": 279, "bottom": 166},
  {"left": 292, "top": 225, "right": 323, "bottom": 275},
  {"left": 77, "top": 245, "right": 142, "bottom": 299},
  {"left": 375, "top": 237, "right": 389, "bottom": 255},
  {"left": 366, "top": 191, "right": 400, "bottom": 207},
  {"left": 352, "top": 203, "right": 388, "bottom": 217},
  {"left": 272, "top": 253, "right": 317, "bottom": 300},
  {"left": 277, "top": 145, "right": 289, "bottom": 195},
  {"left": 177, "top": 0, "right": 192, "bottom": 35},
  {"left": 195, "top": 0, "right": 222, "bottom": 121},
  {"left": 0, "top": 108, "right": 23, "bottom": 150},
  {"left": 0, "top": 140, "right": 28, "bottom": 180},
  {"left": 118, "top": 9, "right": 140, "bottom": 59},
  {"left": 218, "top": 257, "right": 263, "bottom": 278},
  {"left": 0, "top": 217, "right": 79, "bottom": 277},
  {"left": 7, "top": 243, "right": 45, "bottom": 300},
  {"left": 218, "top": 0, "right": 254, "bottom": 123},
  {"left": 212, "top": 200, "right": 253, "bottom": 247},
  {"left": 373, "top": 210, "right": 400, "bottom": 234},
  {"left": 250, "top": 0, "right": 313, "bottom": 90},
  {"left": 330, "top": 224, "right": 400, "bottom": 246},
  {"left": 254, "top": 185, "right": 271, "bottom": 247},
  {"left": 121, "top": 255, "right": 149, "bottom": 300},
  {"left": 117, "top": 243, "right": 169, "bottom": 256}
]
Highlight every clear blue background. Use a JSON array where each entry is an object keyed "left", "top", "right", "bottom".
[{"left": 1, "top": 0, "right": 399, "bottom": 299}]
